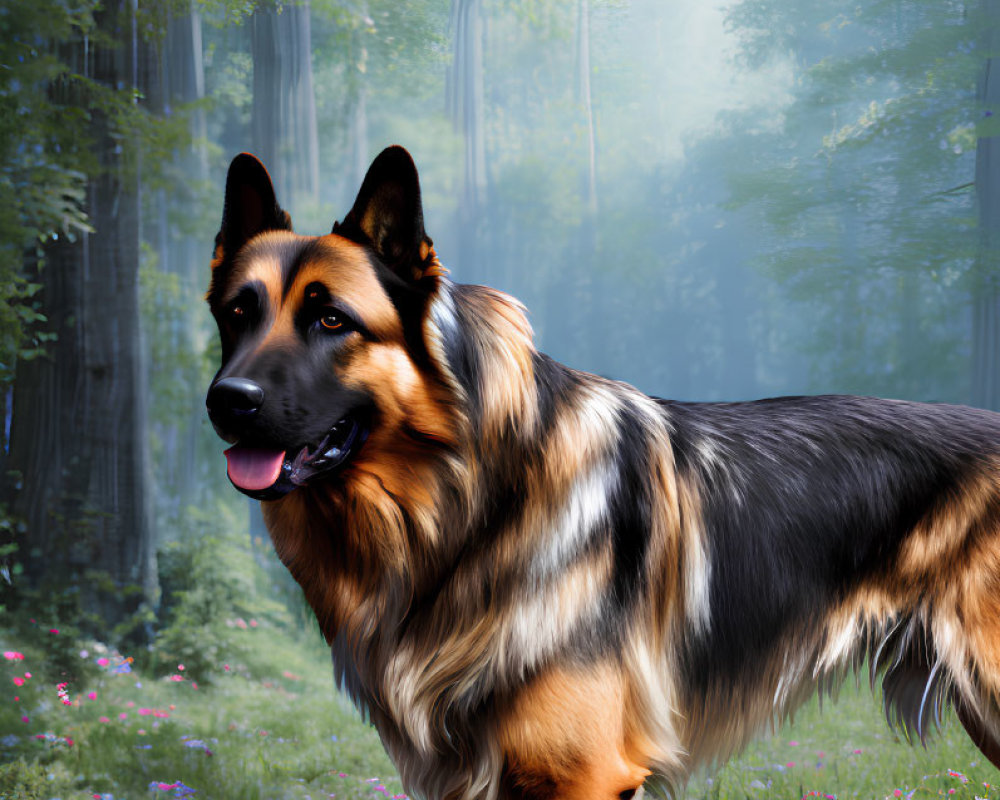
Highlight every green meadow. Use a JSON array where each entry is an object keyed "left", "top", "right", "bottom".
[{"left": 2, "top": 616, "right": 998, "bottom": 800}]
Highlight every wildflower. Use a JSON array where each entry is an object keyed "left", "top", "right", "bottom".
[
  {"left": 56, "top": 683, "right": 72, "bottom": 705},
  {"left": 97, "top": 657, "right": 110, "bottom": 667},
  {"left": 2, "top": 651, "right": 24, "bottom": 661},
  {"left": 87, "top": 691, "right": 97, "bottom": 700},
  {"left": 182, "top": 738, "right": 213, "bottom": 756},
  {"left": 149, "top": 780, "right": 196, "bottom": 797},
  {"left": 111, "top": 657, "right": 133, "bottom": 674},
  {"left": 12, "top": 677, "right": 23, "bottom": 686}
]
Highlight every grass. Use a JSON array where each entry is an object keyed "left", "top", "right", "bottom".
[
  {"left": 2, "top": 619, "right": 999, "bottom": 800},
  {"left": 686, "top": 684, "right": 1000, "bottom": 800},
  {"left": 0, "top": 619, "right": 403, "bottom": 800}
]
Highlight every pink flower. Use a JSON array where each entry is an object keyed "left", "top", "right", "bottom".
[
  {"left": 852, "top": 748, "right": 862, "bottom": 754},
  {"left": 3, "top": 651, "right": 24, "bottom": 661},
  {"left": 97, "top": 657, "right": 109, "bottom": 667},
  {"left": 788, "top": 740, "right": 799, "bottom": 746},
  {"left": 12, "top": 677, "right": 23, "bottom": 686},
  {"left": 894, "top": 791, "right": 903, "bottom": 798},
  {"left": 23, "top": 672, "right": 31, "bottom": 679},
  {"left": 177, "top": 664, "right": 185, "bottom": 671},
  {"left": 49, "top": 628, "right": 59, "bottom": 635},
  {"left": 87, "top": 691, "right": 97, "bottom": 701},
  {"left": 785, "top": 762, "right": 795, "bottom": 768},
  {"left": 20, "top": 715, "right": 28, "bottom": 723},
  {"left": 99, "top": 716, "right": 110, "bottom": 723},
  {"left": 119, "top": 712, "right": 128, "bottom": 720},
  {"left": 170, "top": 674, "right": 184, "bottom": 682}
]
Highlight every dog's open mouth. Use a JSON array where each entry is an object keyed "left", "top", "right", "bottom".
[{"left": 223, "top": 415, "right": 368, "bottom": 500}]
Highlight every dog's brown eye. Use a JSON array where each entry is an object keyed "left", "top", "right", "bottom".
[
  {"left": 319, "top": 313, "right": 343, "bottom": 331},
  {"left": 231, "top": 306, "right": 244, "bottom": 318}
]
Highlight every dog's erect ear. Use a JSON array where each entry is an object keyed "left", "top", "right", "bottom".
[
  {"left": 334, "top": 146, "right": 444, "bottom": 281},
  {"left": 215, "top": 153, "right": 292, "bottom": 264}
]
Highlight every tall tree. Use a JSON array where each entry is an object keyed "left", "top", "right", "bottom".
[
  {"left": 250, "top": 0, "right": 320, "bottom": 203},
  {"left": 5, "top": 0, "right": 158, "bottom": 635},
  {"left": 973, "top": 0, "right": 1000, "bottom": 411},
  {"left": 448, "top": 0, "right": 486, "bottom": 275},
  {"left": 146, "top": 1, "right": 213, "bottom": 518}
]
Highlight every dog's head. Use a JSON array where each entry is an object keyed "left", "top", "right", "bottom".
[{"left": 205, "top": 147, "right": 454, "bottom": 501}]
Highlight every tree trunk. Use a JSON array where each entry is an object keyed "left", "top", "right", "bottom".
[
  {"left": 147, "top": 2, "right": 210, "bottom": 519},
  {"left": 973, "top": 0, "right": 1000, "bottom": 410},
  {"left": 448, "top": 0, "right": 487, "bottom": 277},
  {"left": 347, "top": 4, "right": 369, "bottom": 194},
  {"left": 570, "top": 0, "right": 597, "bottom": 366},
  {"left": 7, "top": 0, "right": 157, "bottom": 635},
  {"left": 251, "top": 0, "right": 320, "bottom": 203}
]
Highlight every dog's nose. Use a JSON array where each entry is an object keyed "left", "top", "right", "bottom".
[{"left": 206, "top": 377, "right": 265, "bottom": 430}]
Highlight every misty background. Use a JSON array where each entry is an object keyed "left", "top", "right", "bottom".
[{"left": 1, "top": 0, "right": 997, "bottom": 657}]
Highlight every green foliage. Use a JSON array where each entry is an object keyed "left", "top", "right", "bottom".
[
  {"left": 0, "top": 0, "right": 97, "bottom": 387},
  {"left": 153, "top": 503, "right": 293, "bottom": 683},
  {"left": 719, "top": 0, "right": 980, "bottom": 401},
  {"left": 0, "top": 760, "right": 51, "bottom": 800}
]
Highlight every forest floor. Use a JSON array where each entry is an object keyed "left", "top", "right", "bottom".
[{"left": 1, "top": 618, "right": 998, "bottom": 800}]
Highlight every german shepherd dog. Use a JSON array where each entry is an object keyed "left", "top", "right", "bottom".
[{"left": 207, "top": 146, "right": 1000, "bottom": 800}]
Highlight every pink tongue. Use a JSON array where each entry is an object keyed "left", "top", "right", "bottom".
[{"left": 224, "top": 446, "right": 286, "bottom": 492}]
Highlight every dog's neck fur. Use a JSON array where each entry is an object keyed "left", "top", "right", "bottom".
[{"left": 261, "top": 280, "right": 573, "bottom": 795}]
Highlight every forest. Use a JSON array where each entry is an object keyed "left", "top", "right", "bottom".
[{"left": 2, "top": 0, "right": 1000, "bottom": 797}]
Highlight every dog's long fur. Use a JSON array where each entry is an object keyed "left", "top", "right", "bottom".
[{"left": 207, "top": 146, "right": 1000, "bottom": 800}]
